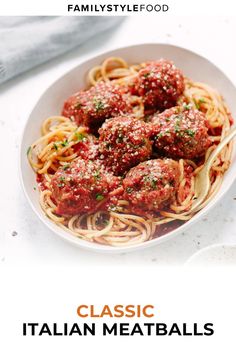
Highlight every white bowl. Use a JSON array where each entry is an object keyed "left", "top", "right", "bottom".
[
  {"left": 20, "top": 43, "right": 236, "bottom": 253},
  {"left": 186, "top": 244, "right": 236, "bottom": 266}
]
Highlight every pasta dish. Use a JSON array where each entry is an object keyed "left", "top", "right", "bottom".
[{"left": 28, "top": 57, "right": 233, "bottom": 246}]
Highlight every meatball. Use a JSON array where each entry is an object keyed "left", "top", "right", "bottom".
[
  {"left": 51, "top": 159, "right": 120, "bottom": 216},
  {"left": 131, "top": 59, "right": 185, "bottom": 110},
  {"left": 98, "top": 116, "right": 152, "bottom": 176},
  {"left": 73, "top": 135, "right": 99, "bottom": 161},
  {"left": 150, "top": 106, "right": 211, "bottom": 159},
  {"left": 123, "top": 159, "right": 180, "bottom": 212},
  {"left": 62, "top": 82, "right": 131, "bottom": 132}
]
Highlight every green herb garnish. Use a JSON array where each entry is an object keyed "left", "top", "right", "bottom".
[
  {"left": 61, "top": 139, "right": 69, "bottom": 147},
  {"left": 199, "top": 98, "right": 206, "bottom": 103},
  {"left": 74, "top": 102, "right": 82, "bottom": 109},
  {"left": 96, "top": 194, "right": 104, "bottom": 201},
  {"left": 94, "top": 99, "right": 105, "bottom": 112},
  {"left": 193, "top": 99, "right": 200, "bottom": 110},
  {"left": 27, "top": 146, "right": 31, "bottom": 155},
  {"left": 74, "top": 132, "right": 86, "bottom": 142},
  {"left": 53, "top": 143, "right": 58, "bottom": 150},
  {"left": 117, "top": 134, "right": 124, "bottom": 143},
  {"left": 185, "top": 129, "right": 195, "bottom": 137},
  {"left": 105, "top": 142, "right": 112, "bottom": 149},
  {"left": 183, "top": 103, "right": 191, "bottom": 110},
  {"left": 156, "top": 132, "right": 163, "bottom": 139},
  {"left": 150, "top": 179, "right": 158, "bottom": 189},
  {"left": 94, "top": 170, "right": 101, "bottom": 180},
  {"left": 174, "top": 122, "right": 181, "bottom": 133},
  {"left": 62, "top": 164, "right": 70, "bottom": 170},
  {"left": 174, "top": 114, "right": 183, "bottom": 121},
  {"left": 126, "top": 187, "right": 133, "bottom": 194}
]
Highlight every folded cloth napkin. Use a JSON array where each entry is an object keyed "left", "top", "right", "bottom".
[{"left": 0, "top": 16, "right": 123, "bottom": 85}]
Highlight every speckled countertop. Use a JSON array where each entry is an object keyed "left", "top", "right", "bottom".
[{"left": 1, "top": 16, "right": 236, "bottom": 266}]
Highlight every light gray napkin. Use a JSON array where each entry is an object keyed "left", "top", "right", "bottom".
[{"left": 0, "top": 16, "right": 123, "bottom": 85}]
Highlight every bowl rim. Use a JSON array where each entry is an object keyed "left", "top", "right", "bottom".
[
  {"left": 185, "top": 243, "right": 236, "bottom": 266},
  {"left": 19, "top": 42, "right": 236, "bottom": 254}
]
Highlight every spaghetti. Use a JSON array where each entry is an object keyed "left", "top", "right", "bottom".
[{"left": 28, "top": 57, "right": 233, "bottom": 247}]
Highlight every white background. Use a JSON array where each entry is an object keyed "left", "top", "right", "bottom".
[
  {"left": 1, "top": 16, "right": 236, "bottom": 266},
  {"left": 0, "top": 0, "right": 236, "bottom": 16},
  {"left": 1, "top": 3, "right": 236, "bottom": 353},
  {"left": 1, "top": 267, "right": 236, "bottom": 353}
]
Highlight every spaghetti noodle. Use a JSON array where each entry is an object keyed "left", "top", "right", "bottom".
[{"left": 28, "top": 57, "right": 233, "bottom": 247}]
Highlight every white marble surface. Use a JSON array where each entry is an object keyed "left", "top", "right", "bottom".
[{"left": 1, "top": 16, "right": 236, "bottom": 266}]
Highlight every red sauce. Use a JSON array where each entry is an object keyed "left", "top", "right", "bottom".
[
  {"left": 41, "top": 59, "right": 217, "bottom": 222},
  {"left": 36, "top": 173, "right": 48, "bottom": 191},
  {"left": 73, "top": 137, "right": 99, "bottom": 161},
  {"left": 154, "top": 220, "right": 185, "bottom": 238}
]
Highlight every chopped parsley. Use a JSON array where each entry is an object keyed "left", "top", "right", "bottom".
[
  {"left": 183, "top": 103, "right": 191, "bottom": 110},
  {"left": 33, "top": 187, "right": 36, "bottom": 191},
  {"left": 144, "top": 176, "right": 158, "bottom": 189},
  {"left": 143, "top": 72, "right": 150, "bottom": 78},
  {"left": 61, "top": 139, "right": 69, "bottom": 147},
  {"left": 151, "top": 179, "right": 158, "bottom": 189},
  {"left": 156, "top": 132, "right": 163, "bottom": 139},
  {"left": 105, "top": 142, "right": 112, "bottom": 149},
  {"left": 53, "top": 142, "right": 58, "bottom": 150},
  {"left": 185, "top": 129, "right": 195, "bottom": 137},
  {"left": 141, "top": 138, "right": 147, "bottom": 145},
  {"left": 74, "top": 102, "right": 82, "bottom": 109},
  {"left": 57, "top": 177, "right": 66, "bottom": 188},
  {"left": 27, "top": 146, "right": 31, "bottom": 155},
  {"left": 174, "top": 123, "right": 181, "bottom": 133},
  {"left": 193, "top": 99, "right": 200, "bottom": 110},
  {"left": 62, "top": 164, "right": 70, "bottom": 170},
  {"left": 126, "top": 187, "right": 133, "bottom": 194},
  {"left": 74, "top": 131, "right": 86, "bottom": 142},
  {"left": 199, "top": 98, "right": 206, "bottom": 103},
  {"left": 94, "top": 99, "right": 105, "bottom": 112},
  {"left": 94, "top": 170, "right": 101, "bottom": 180},
  {"left": 117, "top": 134, "right": 124, "bottom": 143},
  {"left": 96, "top": 194, "right": 104, "bottom": 201},
  {"left": 174, "top": 114, "right": 183, "bottom": 121}
]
